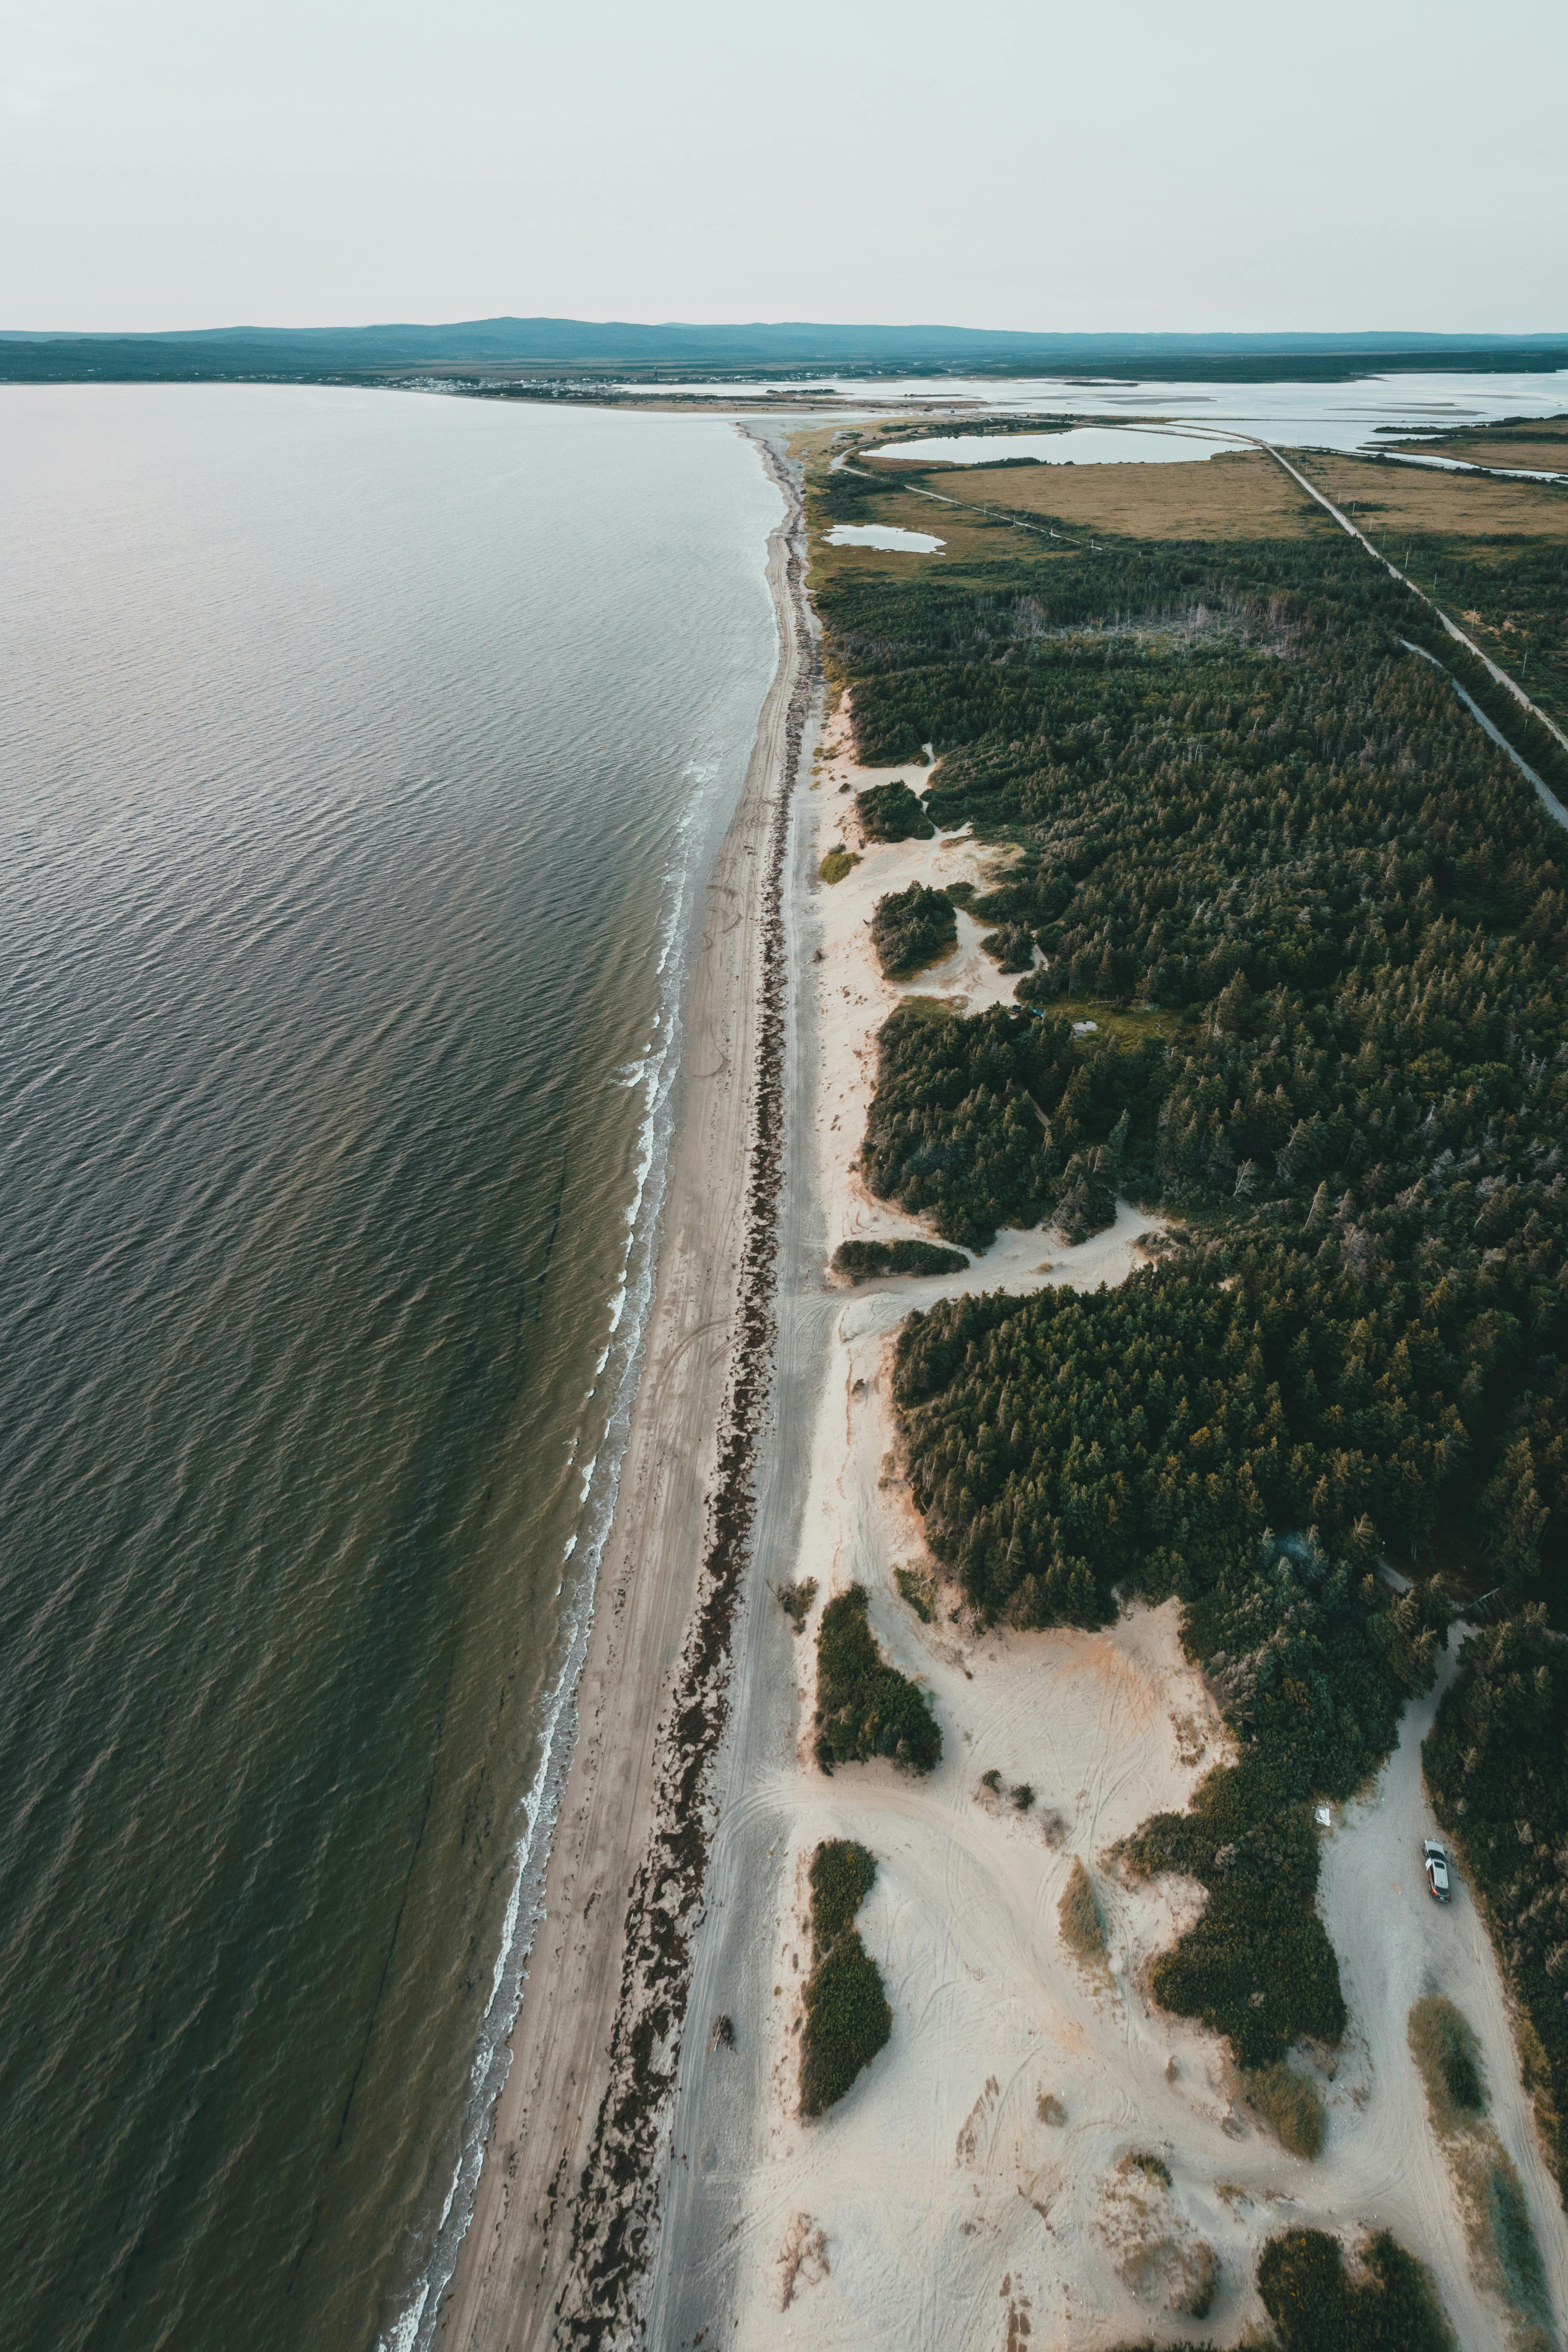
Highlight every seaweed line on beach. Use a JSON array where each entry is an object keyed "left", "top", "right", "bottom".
[{"left": 550, "top": 437, "right": 819, "bottom": 2345}]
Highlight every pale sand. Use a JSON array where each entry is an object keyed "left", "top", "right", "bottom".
[
  {"left": 643, "top": 689, "right": 1568, "bottom": 2346},
  {"left": 436, "top": 433, "right": 813, "bottom": 2349}
]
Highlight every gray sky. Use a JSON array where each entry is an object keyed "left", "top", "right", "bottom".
[{"left": 3, "top": 0, "right": 1564, "bottom": 334}]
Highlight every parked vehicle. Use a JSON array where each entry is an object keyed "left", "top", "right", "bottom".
[{"left": 1424, "top": 1840, "right": 1452, "bottom": 1903}]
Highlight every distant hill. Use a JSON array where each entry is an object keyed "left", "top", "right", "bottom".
[{"left": 3, "top": 318, "right": 1566, "bottom": 384}]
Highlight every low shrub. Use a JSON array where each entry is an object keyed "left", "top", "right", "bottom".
[
  {"left": 1245, "top": 2060, "right": 1326, "bottom": 2159},
  {"left": 1255, "top": 2227, "right": 1452, "bottom": 2350},
  {"left": 1058, "top": 1857, "right": 1105, "bottom": 1959},
  {"left": 814, "top": 1584, "right": 941, "bottom": 1773},
  {"left": 857, "top": 781, "right": 934, "bottom": 842},
  {"left": 777, "top": 1578, "right": 818, "bottom": 1632},
  {"left": 832, "top": 1237, "right": 967, "bottom": 1283},
  {"left": 1120, "top": 2150, "right": 1172, "bottom": 2188},
  {"left": 1037, "top": 2090, "right": 1066, "bottom": 2125},
  {"left": 1408, "top": 1995, "right": 1486, "bottom": 2134},
  {"left": 818, "top": 847, "right": 861, "bottom": 883},
  {"left": 809, "top": 1838, "right": 878, "bottom": 1946},
  {"left": 799, "top": 1929, "right": 892, "bottom": 2117},
  {"left": 872, "top": 881, "right": 957, "bottom": 980},
  {"left": 800, "top": 1838, "right": 891, "bottom": 2117},
  {"left": 1013, "top": 1782, "right": 1036, "bottom": 1811}
]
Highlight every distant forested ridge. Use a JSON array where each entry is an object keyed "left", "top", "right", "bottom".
[
  {"left": 4, "top": 320, "right": 1566, "bottom": 385},
  {"left": 816, "top": 500, "right": 1568, "bottom": 2128}
]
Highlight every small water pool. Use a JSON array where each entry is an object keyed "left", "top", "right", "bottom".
[
  {"left": 872, "top": 426, "right": 1245, "bottom": 467},
  {"left": 824, "top": 523, "right": 945, "bottom": 551}
]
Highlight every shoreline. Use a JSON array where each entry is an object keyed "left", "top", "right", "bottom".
[{"left": 435, "top": 430, "right": 813, "bottom": 2348}]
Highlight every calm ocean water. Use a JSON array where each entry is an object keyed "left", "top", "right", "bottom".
[{"left": 0, "top": 385, "right": 780, "bottom": 2352}]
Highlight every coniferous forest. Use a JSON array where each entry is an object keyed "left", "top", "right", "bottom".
[{"left": 815, "top": 497, "right": 1568, "bottom": 2190}]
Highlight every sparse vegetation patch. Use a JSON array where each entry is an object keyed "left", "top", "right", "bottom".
[{"left": 1058, "top": 1856, "right": 1105, "bottom": 1959}]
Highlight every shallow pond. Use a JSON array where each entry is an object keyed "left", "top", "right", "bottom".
[
  {"left": 872, "top": 425, "right": 1241, "bottom": 467},
  {"left": 824, "top": 522, "right": 945, "bottom": 550}
]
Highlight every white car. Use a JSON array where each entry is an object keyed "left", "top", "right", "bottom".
[{"left": 1424, "top": 1840, "right": 1453, "bottom": 1903}]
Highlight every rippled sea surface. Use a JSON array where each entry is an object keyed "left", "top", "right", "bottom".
[{"left": 0, "top": 386, "right": 779, "bottom": 2352}]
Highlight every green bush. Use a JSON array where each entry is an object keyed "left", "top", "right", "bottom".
[
  {"left": 799, "top": 1838, "right": 891, "bottom": 2117},
  {"left": 814, "top": 1584, "right": 941, "bottom": 1773},
  {"left": 799, "top": 1928, "right": 893, "bottom": 2117},
  {"left": 1255, "top": 2227, "right": 1452, "bottom": 2351},
  {"left": 809, "top": 1838, "right": 877, "bottom": 1946},
  {"left": 831, "top": 1237, "right": 967, "bottom": 1282},
  {"left": 857, "top": 780, "right": 934, "bottom": 841},
  {"left": 871, "top": 880, "right": 958, "bottom": 980},
  {"left": 819, "top": 846, "right": 861, "bottom": 883}
]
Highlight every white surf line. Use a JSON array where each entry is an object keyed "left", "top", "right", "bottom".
[
  {"left": 1256, "top": 438, "right": 1568, "bottom": 760},
  {"left": 1402, "top": 638, "right": 1568, "bottom": 833}
]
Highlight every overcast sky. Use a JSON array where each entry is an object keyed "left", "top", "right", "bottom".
[{"left": 3, "top": 0, "right": 1564, "bottom": 334}]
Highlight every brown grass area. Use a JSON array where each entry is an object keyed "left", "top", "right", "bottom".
[
  {"left": 1243, "top": 2060, "right": 1326, "bottom": 2158},
  {"left": 863, "top": 448, "right": 1320, "bottom": 542},
  {"left": 1058, "top": 1856, "right": 1105, "bottom": 1959},
  {"left": 1299, "top": 451, "right": 1568, "bottom": 540}
]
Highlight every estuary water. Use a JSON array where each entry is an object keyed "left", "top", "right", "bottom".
[{"left": 0, "top": 386, "right": 781, "bottom": 2352}]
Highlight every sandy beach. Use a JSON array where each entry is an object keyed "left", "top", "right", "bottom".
[{"left": 436, "top": 429, "right": 813, "bottom": 2349}]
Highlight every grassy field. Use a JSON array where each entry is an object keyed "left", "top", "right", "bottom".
[
  {"left": 862, "top": 448, "right": 1323, "bottom": 542},
  {"left": 1298, "top": 449, "right": 1568, "bottom": 539}
]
